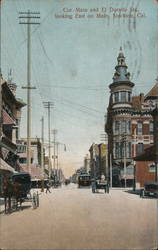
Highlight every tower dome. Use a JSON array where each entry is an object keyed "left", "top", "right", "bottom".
[{"left": 112, "top": 47, "right": 131, "bottom": 84}]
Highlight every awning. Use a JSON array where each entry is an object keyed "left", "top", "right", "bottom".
[
  {"left": 0, "top": 136, "right": 17, "bottom": 153},
  {"left": 2, "top": 110, "right": 16, "bottom": 125},
  {"left": 0, "top": 158, "right": 15, "bottom": 173}
]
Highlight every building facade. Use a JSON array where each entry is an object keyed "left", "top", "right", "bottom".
[
  {"left": 0, "top": 76, "right": 25, "bottom": 192},
  {"left": 105, "top": 48, "right": 158, "bottom": 187}
]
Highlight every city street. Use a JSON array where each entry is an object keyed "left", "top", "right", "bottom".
[{"left": 0, "top": 184, "right": 157, "bottom": 250}]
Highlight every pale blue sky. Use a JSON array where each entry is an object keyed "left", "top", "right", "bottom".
[{"left": 1, "top": 0, "right": 158, "bottom": 176}]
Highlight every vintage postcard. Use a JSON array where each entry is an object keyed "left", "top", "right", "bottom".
[{"left": 0, "top": 0, "right": 158, "bottom": 249}]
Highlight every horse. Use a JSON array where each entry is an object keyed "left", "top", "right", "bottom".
[{"left": 3, "top": 177, "right": 22, "bottom": 213}]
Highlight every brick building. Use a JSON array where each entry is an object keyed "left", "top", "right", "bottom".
[
  {"left": 134, "top": 105, "right": 158, "bottom": 187},
  {"left": 105, "top": 48, "right": 158, "bottom": 187}
]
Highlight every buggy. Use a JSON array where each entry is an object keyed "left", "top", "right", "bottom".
[
  {"left": 92, "top": 179, "right": 109, "bottom": 193},
  {"left": 2, "top": 172, "right": 40, "bottom": 213},
  {"left": 140, "top": 181, "right": 158, "bottom": 198}
]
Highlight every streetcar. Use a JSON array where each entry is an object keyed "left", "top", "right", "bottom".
[{"left": 78, "top": 173, "right": 91, "bottom": 188}]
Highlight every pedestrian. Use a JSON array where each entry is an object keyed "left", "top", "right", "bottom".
[{"left": 45, "top": 182, "right": 51, "bottom": 193}]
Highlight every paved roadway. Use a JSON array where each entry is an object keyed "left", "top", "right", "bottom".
[{"left": 0, "top": 184, "right": 158, "bottom": 250}]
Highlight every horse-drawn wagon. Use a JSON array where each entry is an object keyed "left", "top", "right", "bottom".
[
  {"left": 91, "top": 178, "right": 109, "bottom": 193},
  {"left": 2, "top": 172, "right": 40, "bottom": 213}
]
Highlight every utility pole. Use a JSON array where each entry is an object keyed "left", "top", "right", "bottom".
[
  {"left": 43, "top": 101, "right": 53, "bottom": 179},
  {"left": 19, "top": 11, "right": 40, "bottom": 174},
  {"left": 41, "top": 116, "right": 44, "bottom": 191},
  {"left": 56, "top": 142, "right": 59, "bottom": 170},
  {"left": 52, "top": 129, "right": 57, "bottom": 170}
]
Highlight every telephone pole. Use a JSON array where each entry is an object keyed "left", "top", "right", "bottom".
[
  {"left": 41, "top": 116, "right": 44, "bottom": 191},
  {"left": 43, "top": 101, "right": 54, "bottom": 179},
  {"left": 52, "top": 129, "right": 57, "bottom": 169},
  {"left": 19, "top": 11, "right": 40, "bottom": 174}
]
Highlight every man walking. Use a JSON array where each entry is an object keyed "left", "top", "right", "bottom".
[{"left": 45, "top": 182, "right": 51, "bottom": 193}]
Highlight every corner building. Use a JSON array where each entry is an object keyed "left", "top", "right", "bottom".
[{"left": 105, "top": 48, "right": 157, "bottom": 187}]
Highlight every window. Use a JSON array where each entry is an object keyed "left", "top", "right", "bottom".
[
  {"left": 114, "top": 120, "right": 131, "bottom": 135},
  {"left": 127, "top": 121, "right": 131, "bottom": 134},
  {"left": 113, "top": 91, "right": 131, "bottom": 103},
  {"left": 114, "top": 121, "right": 120, "bottom": 135},
  {"left": 19, "top": 157, "right": 27, "bottom": 164},
  {"left": 17, "top": 145, "right": 26, "bottom": 153},
  {"left": 114, "top": 92, "right": 119, "bottom": 102},
  {"left": 137, "top": 122, "right": 143, "bottom": 135},
  {"left": 115, "top": 142, "right": 121, "bottom": 158},
  {"left": 137, "top": 143, "right": 144, "bottom": 155},
  {"left": 114, "top": 142, "right": 124, "bottom": 158},
  {"left": 149, "top": 121, "right": 154, "bottom": 135},
  {"left": 148, "top": 164, "right": 155, "bottom": 172},
  {"left": 120, "top": 91, "right": 127, "bottom": 102},
  {"left": 128, "top": 92, "right": 131, "bottom": 102},
  {"left": 121, "top": 121, "right": 126, "bottom": 134},
  {"left": 126, "top": 142, "right": 131, "bottom": 158}
]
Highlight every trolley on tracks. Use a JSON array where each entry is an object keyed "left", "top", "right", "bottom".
[{"left": 78, "top": 174, "right": 91, "bottom": 188}]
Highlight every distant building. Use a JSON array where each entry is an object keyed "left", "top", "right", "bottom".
[
  {"left": 83, "top": 154, "right": 90, "bottom": 173},
  {"left": 105, "top": 48, "right": 158, "bottom": 187},
  {"left": 17, "top": 138, "right": 42, "bottom": 166},
  {"left": 16, "top": 137, "right": 46, "bottom": 179},
  {"left": 89, "top": 143, "right": 108, "bottom": 179}
]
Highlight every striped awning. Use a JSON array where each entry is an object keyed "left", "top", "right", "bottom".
[{"left": 0, "top": 158, "right": 15, "bottom": 173}]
